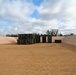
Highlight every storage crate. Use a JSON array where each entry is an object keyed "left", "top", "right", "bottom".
[{"left": 55, "top": 40, "right": 62, "bottom": 43}]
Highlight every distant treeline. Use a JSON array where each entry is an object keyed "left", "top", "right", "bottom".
[
  {"left": 6, "top": 30, "right": 74, "bottom": 37},
  {"left": 6, "top": 34, "right": 18, "bottom": 37},
  {"left": 46, "top": 29, "right": 74, "bottom": 36}
]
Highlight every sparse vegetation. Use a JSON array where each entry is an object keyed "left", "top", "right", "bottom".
[{"left": 46, "top": 29, "right": 58, "bottom": 36}]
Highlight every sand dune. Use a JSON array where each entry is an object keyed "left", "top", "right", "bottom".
[{"left": 0, "top": 36, "right": 18, "bottom": 44}]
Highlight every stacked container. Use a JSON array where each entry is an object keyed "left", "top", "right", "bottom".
[
  {"left": 42, "top": 35, "right": 46, "bottom": 43},
  {"left": 35, "top": 35, "right": 40, "bottom": 43},
  {"left": 40, "top": 35, "right": 52, "bottom": 43},
  {"left": 48, "top": 35, "right": 52, "bottom": 43},
  {"left": 17, "top": 34, "right": 52, "bottom": 44},
  {"left": 17, "top": 34, "right": 40, "bottom": 44}
]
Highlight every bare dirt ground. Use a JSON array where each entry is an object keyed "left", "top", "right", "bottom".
[{"left": 0, "top": 43, "right": 76, "bottom": 75}]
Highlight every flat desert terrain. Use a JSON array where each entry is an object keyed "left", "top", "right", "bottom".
[{"left": 0, "top": 43, "right": 76, "bottom": 75}]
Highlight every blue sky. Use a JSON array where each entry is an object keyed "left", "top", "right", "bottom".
[
  {"left": 0, "top": 0, "right": 42, "bottom": 29},
  {"left": 0, "top": 0, "right": 76, "bottom": 35},
  {"left": 32, "top": 0, "right": 43, "bottom": 6},
  {"left": 31, "top": 10, "right": 39, "bottom": 18}
]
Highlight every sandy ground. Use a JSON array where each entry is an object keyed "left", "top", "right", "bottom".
[{"left": 0, "top": 43, "right": 76, "bottom": 75}]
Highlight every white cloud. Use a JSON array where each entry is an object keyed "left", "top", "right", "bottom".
[
  {"left": 0, "top": 0, "right": 35, "bottom": 21},
  {"left": 36, "top": 0, "right": 76, "bottom": 34},
  {"left": 0, "top": 20, "right": 6, "bottom": 26},
  {"left": 0, "top": 0, "right": 76, "bottom": 35}
]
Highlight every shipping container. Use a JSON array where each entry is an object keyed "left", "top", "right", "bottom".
[
  {"left": 48, "top": 35, "right": 52, "bottom": 43},
  {"left": 42, "top": 35, "right": 46, "bottom": 43},
  {"left": 55, "top": 40, "right": 62, "bottom": 43},
  {"left": 17, "top": 34, "right": 52, "bottom": 44},
  {"left": 18, "top": 34, "right": 36, "bottom": 39}
]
